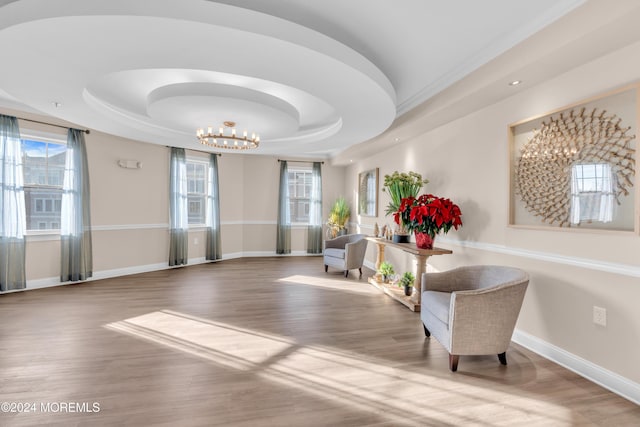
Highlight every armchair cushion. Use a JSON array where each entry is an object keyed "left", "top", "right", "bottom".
[
  {"left": 422, "top": 291, "right": 451, "bottom": 326},
  {"left": 324, "top": 248, "right": 346, "bottom": 259}
]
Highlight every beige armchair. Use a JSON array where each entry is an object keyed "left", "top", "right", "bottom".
[
  {"left": 323, "top": 234, "right": 368, "bottom": 278},
  {"left": 421, "top": 265, "right": 529, "bottom": 371}
]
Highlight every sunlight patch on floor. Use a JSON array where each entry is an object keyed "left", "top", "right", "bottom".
[
  {"left": 278, "top": 274, "right": 378, "bottom": 295},
  {"left": 105, "top": 310, "right": 577, "bottom": 425}
]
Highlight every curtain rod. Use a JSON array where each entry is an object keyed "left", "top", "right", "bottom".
[
  {"left": 16, "top": 116, "right": 90, "bottom": 134},
  {"left": 278, "top": 159, "right": 324, "bottom": 164},
  {"left": 167, "top": 146, "right": 222, "bottom": 156}
]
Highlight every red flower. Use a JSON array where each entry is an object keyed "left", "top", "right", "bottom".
[{"left": 393, "top": 193, "right": 463, "bottom": 237}]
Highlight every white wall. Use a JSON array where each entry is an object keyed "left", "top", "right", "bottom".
[
  {"left": 345, "top": 38, "right": 640, "bottom": 390},
  {"left": 0, "top": 111, "right": 346, "bottom": 285}
]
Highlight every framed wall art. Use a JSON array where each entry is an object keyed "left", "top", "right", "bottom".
[
  {"left": 358, "top": 168, "right": 378, "bottom": 217},
  {"left": 509, "top": 84, "right": 638, "bottom": 233}
]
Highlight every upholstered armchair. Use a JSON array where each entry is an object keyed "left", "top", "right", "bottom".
[
  {"left": 421, "top": 265, "right": 529, "bottom": 371},
  {"left": 323, "top": 234, "right": 368, "bottom": 278}
]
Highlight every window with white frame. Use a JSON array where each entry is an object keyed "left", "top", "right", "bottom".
[
  {"left": 186, "top": 160, "right": 207, "bottom": 225},
  {"left": 570, "top": 162, "right": 615, "bottom": 224},
  {"left": 288, "top": 166, "right": 312, "bottom": 224},
  {"left": 21, "top": 137, "right": 66, "bottom": 231}
]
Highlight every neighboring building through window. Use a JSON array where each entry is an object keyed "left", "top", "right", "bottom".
[
  {"left": 570, "top": 162, "right": 615, "bottom": 224},
  {"left": 186, "top": 160, "right": 207, "bottom": 225},
  {"left": 22, "top": 138, "right": 66, "bottom": 231},
  {"left": 288, "top": 166, "right": 312, "bottom": 223}
]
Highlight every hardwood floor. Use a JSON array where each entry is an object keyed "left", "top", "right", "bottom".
[{"left": 1, "top": 257, "right": 638, "bottom": 426}]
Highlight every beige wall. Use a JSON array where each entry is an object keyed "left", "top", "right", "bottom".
[
  {"left": 345, "top": 39, "right": 640, "bottom": 384},
  {"left": 0, "top": 111, "right": 346, "bottom": 283}
]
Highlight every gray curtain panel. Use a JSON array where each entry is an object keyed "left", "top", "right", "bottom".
[
  {"left": 276, "top": 160, "right": 291, "bottom": 254},
  {"left": 0, "top": 114, "right": 26, "bottom": 291},
  {"left": 307, "top": 161, "right": 323, "bottom": 254},
  {"left": 169, "top": 147, "right": 188, "bottom": 266},
  {"left": 60, "top": 128, "right": 93, "bottom": 282},
  {"left": 206, "top": 153, "right": 221, "bottom": 260}
]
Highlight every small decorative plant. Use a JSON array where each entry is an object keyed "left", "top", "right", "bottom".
[
  {"left": 378, "top": 261, "right": 395, "bottom": 282},
  {"left": 327, "top": 197, "right": 350, "bottom": 238},
  {"left": 399, "top": 271, "right": 415, "bottom": 296},
  {"left": 398, "top": 271, "right": 415, "bottom": 288}
]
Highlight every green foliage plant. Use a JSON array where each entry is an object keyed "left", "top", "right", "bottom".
[
  {"left": 327, "top": 197, "right": 351, "bottom": 237},
  {"left": 378, "top": 261, "right": 395, "bottom": 277},
  {"left": 398, "top": 271, "right": 415, "bottom": 288}
]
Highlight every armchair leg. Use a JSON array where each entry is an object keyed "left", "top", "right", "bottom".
[
  {"left": 498, "top": 352, "right": 507, "bottom": 365},
  {"left": 344, "top": 270, "right": 349, "bottom": 278},
  {"left": 423, "top": 324, "right": 430, "bottom": 337},
  {"left": 449, "top": 354, "right": 459, "bottom": 372},
  {"left": 324, "top": 265, "right": 328, "bottom": 273},
  {"left": 358, "top": 267, "right": 362, "bottom": 278}
]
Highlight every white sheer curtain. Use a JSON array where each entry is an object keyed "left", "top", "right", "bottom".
[
  {"left": 169, "top": 147, "right": 188, "bottom": 265},
  {"left": 205, "top": 153, "right": 221, "bottom": 260},
  {"left": 0, "top": 114, "right": 26, "bottom": 291},
  {"left": 570, "top": 163, "right": 614, "bottom": 225},
  {"left": 307, "top": 162, "right": 323, "bottom": 254},
  {"left": 276, "top": 161, "right": 291, "bottom": 254},
  {"left": 60, "top": 128, "right": 93, "bottom": 282}
]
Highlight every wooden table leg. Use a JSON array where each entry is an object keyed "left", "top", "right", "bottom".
[
  {"left": 374, "top": 242, "right": 385, "bottom": 271},
  {"left": 411, "top": 254, "right": 429, "bottom": 305}
]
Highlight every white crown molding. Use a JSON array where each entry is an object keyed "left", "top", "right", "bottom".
[{"left": 396, "top": 0, "right": 587, "bottom": 115}]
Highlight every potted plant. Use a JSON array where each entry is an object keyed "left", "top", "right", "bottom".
[
  {"left": 326, "top": 197, "right": 350, "bottom": 238},
  {"left": 394, "top": 194, "right": 463, "bottom": 249},
  {"left": 382, "top": 171, "right": 429, "bottom": 243},
  {"left": 377, "top": 261, "right": 395, "bottom": 283},
  {"left": 398, "top": 271, "right": 415, "bottom": 296}
]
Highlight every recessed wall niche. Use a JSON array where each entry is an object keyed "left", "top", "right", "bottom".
[{"left": 509, "top": 85, "right": 638, "bottom": 233}]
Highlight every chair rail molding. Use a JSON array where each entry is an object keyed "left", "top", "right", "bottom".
[{"left": 437, "top": 237, "right": 640, "bottom": 278}]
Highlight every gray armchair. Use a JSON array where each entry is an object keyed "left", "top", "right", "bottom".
[
  {"left": 421, "top": 265, "right": 529, "bottom": 371},
  {"left": 323, "top": 234, "right": 368, "bottom": 278}
]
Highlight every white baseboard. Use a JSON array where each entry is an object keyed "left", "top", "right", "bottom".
[
  {"left": 20, "top": 252, "right": 321, "bottom": 293},
  {"left": 512, "top": 329, "right": 640, "bottom": 405}
]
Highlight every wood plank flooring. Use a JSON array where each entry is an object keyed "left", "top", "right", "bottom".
[{"left": 0, "top": 257, "right": 638, "bottom": 426}]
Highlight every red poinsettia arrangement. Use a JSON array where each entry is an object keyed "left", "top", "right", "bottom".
[{"left": 393, "top": 194, "right": 463, "bottom": 238}]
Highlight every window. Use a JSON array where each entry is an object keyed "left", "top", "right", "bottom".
[
  {"left": 22, "top": 137, "right": 66, "bottom": 231},
  {"left": 570, "top": 163, "right": 615, "bottom": 224},
  {"left": 186, "top": 160, "right": 207, "bottom": 225},
  {"left": 288, "top": 167, "right": 312, "bottom": 223}
]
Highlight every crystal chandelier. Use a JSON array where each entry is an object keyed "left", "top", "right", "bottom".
[{"left": 196, "top": 121, "right": 260, "bottom": 150}]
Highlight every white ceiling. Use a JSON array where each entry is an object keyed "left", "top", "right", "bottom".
[{"left": 0, "top": 0, "right": 585, "bottom": 158}]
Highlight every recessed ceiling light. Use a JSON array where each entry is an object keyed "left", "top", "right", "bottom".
[
  {"left": 509, "top": 80, "right": 522, "bottom": 86},
  {"left": 394, "top": 137, "right": 401, "bottom": 142},
  {"left": 350, "top": 159, "right": 353, "bottom": 163}
]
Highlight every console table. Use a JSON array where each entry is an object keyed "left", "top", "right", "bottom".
[{"left": 365, "top": 237, "right": 452, "bottom": 312}]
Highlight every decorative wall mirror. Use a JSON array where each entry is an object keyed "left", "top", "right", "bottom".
[
  {"left": 358, "top": 168, "right": 378, "bottom": 217},
  {"left": 509, "top": 85, "right": 638, "bottom": 233}
]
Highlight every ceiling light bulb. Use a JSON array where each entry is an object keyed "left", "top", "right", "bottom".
[
  {"left": 207, "top": 126, "right": 212, "bottom": 134},
  {"left": 509, "top": 80, "right": 522, "bottom": 86},
  {"left": 219, "top": 127, "right": 224, "bottom": 135}
]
